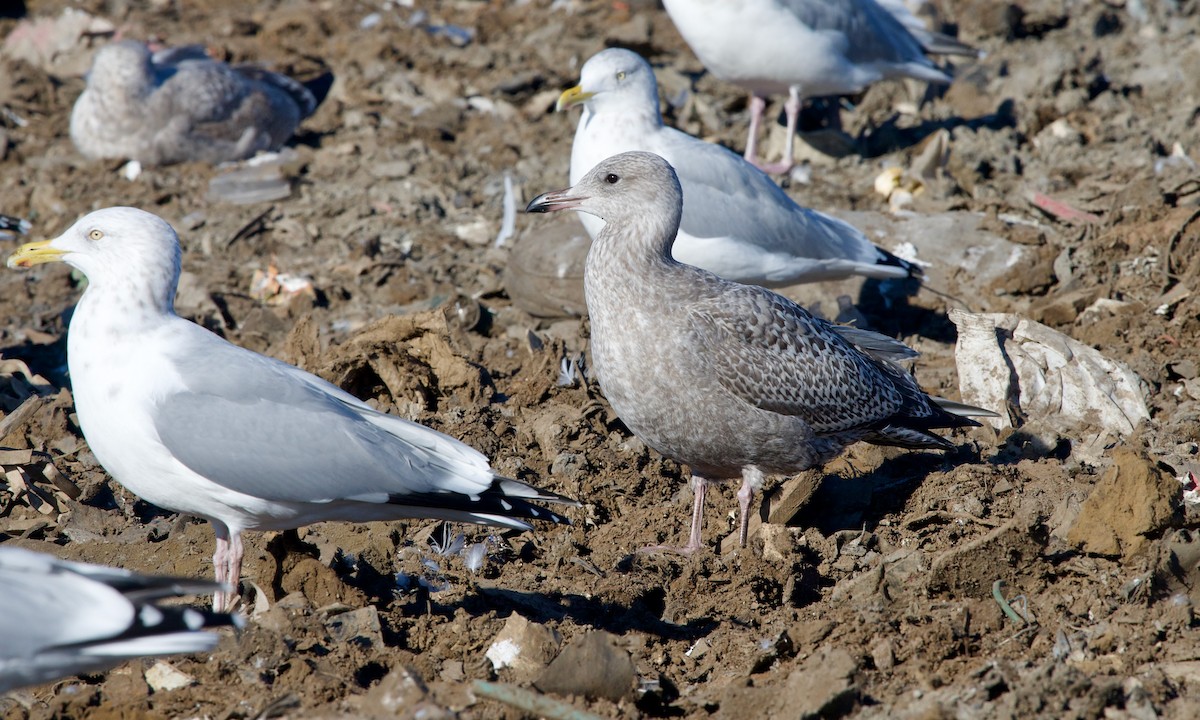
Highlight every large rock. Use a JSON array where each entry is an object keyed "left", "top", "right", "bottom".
[{"left": 1068, "top": 448, "right": 1181, "bottom": 557}]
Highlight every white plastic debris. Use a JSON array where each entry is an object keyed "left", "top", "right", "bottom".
[
  {"left": 1180, "top": 471, "right": 1200, "bottom": 506},
  {"left": 144, "top": 661, "right": 196, "bottom": 691},
  {"left": 208, "top": 149, "right": 300, "bottom": 204},
  {"left": 950, "top": 309, "right": 1150, "bottom": 461},
  {"left": 486, "top": 638, "right": 522, "bottom": 671},
  {"left": 121, "top": 160, "right": 142, "bottom": 181},
  {"left": 493, "top": 172, "right": 516, "bottom": 247}
]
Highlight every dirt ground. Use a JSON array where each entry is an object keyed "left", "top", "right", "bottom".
[{"left": 2, "top": 0, "right": 1200, "bottom": 718}]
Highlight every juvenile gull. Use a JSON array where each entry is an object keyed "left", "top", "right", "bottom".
[
  {"left": 527, "top": 152, "right": 993, "bottom": 553},
  {"left": 661, "top": 0, "right": 976, "bottom": 173},
  {"left": 70, "top": 40, "right": 317, "bottom": 166},
  {"left": 0, "top": 546, "right": 241, "bottom": 692},
  {"left": 7, "top": 207, "right": 576, "bottom": 610},
  {"left": 558, "top": 48, "right": 918, "bottom": 287}
]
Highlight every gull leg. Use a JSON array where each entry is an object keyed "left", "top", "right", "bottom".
[
  {"left": 224, "top": 532, "right": 245, "bottom": 613},
  {"left": 212, "top": 525, "right": 229, "bottom": 612},
  {"left": 737, "top": 467, "right": 765, "bottom": 547},
  {"left": 744, "top": 94, "right": 768, "bottom": 168},
  {"left": 754, "top": 87, "right": 801, "bottom": 175},
  {"left": 639, "top": 475, "right": 708, "bottom": 555}
]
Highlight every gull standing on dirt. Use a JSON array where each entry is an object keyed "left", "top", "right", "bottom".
[
  {"left": 661, "top": 0, "right": 976, "bottom": 173},
  {"left": 70, "top": 40, "right": 317, "bottom": 165},
  {"left": 527, "top": 152, "right": 992, "bottom": 553},
  {"left": 558, "top": 48, "right": 918, "bottom": 287},
  {"left": 7, "top": 207, "right": 576, "bottom": 611},
  {"left": 0, "top": 546, "right": 241, "bottom": 692}
]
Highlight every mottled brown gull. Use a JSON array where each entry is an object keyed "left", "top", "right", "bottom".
[
  {"left": 7, "top": 207, "right": 576, "bottom": 610},
  {"left": 527, "top": 152, "right": 993, "bottom": 553},
  {"left": 0, "top": 546, "right": 241, "bottom": 692},
  {"left": 662, "top": 0, "right": 977, "bottom": 173},
  {"left": 558, "top": 48, "right": 919, "bottom": 287},
  {"left": 70, "top": 40, "right": 317, "bottom": 166}
]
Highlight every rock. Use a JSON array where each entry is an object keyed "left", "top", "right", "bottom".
[
  {"left": 325, "top": 605, "right": 384, "bottom": 648},
  {"left": 485, "top": 613, "right": 561, "bottom": 683},
  {"left": 717, "top": 646, "right": 858, "bottom": 719},
  {"left": 144, "top": 661, "right": 196, "bottom": 692},
  {"left": 871, "top": 639, "right": 895, "bottom": 671},
  {"left": 357, "top": 666, "right": 453, "bottom": 720},
  {"left": 534, "top": 630, "right": 636, "bottom": 701},
  {"left": 1067, "top": 448, "right": 1181, "bottom": 558},
  {"left": 928, "top": 512, "right": 1048, "bottom": 598}
]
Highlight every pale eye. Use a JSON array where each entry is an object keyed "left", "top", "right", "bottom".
[
  {"left": 88, "top": 229, "right": 104, "bottom": 241},
  {"left": 616, "top": 71, "right": 626, "bottom": 81}
]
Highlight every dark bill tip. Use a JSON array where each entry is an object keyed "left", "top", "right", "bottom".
[{"left": 525, "top": 189, "right": 584, "bottom": 214}]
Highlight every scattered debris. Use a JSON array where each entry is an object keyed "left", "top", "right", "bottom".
[
  {"left": 249, "top": 262, "right": 316, "bottom": 306},
  {"left": 472, "top": 679, "right": 605, "bottom": 720},
  {"left": 2, "top": 8, "right": 115, "bottom": 77}
]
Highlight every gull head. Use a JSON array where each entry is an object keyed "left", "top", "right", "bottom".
[
  {"left": 7, "top": 207, "right": 182, "bottom": 305},
  {"left": 526, "top": 151, "right": 682, "bottom": 232},
  {"left": 556, "top": 48, "right": 660, "bottom": 116},
  {"left": 86, "top": 40, "right": 154, "bottom": 90}
]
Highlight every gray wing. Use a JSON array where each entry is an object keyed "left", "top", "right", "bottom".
[
  {"left": 776, "top": 0, "right": 931, "bottom": 66},
  {"left": 686, "top": 282, "right": 908, "bottom": 434},
  {"left": 150, "top": 59, "right": 303, "bottom": 155},
  {"left": 152, "top": 327, "right": 498, "bottom": 506},
  {"left": 659, "top": 129, "right": 901, "bottom": 269},
  {"left": 0, "top": 548, "right": 134, "bottom": 663},
  {"left": 0, "top": 547, "right": 236, "bottom": 693}
]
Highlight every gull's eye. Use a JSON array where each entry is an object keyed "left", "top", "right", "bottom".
[
  {"left": 88, "top": 229, "right": 104, "bottom": 241},
  {"left": 605, "top": 173, "right": 619, "bottom": 184},
  {"left": 616, "top": 71, "right": 626, "bottom": 81}
]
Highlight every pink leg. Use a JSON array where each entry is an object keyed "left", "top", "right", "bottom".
[
  {"left": 225, "top": 533, "right": 244, "bottom": 612},
  {"left": 639, "top": 475, "right": 709, "bottom": 555},
  {"left": 737, "top": 467, "right": 764, "bottom": 547},
  {"left": 744, "top": 94, "right": 768, "bottom": 168},
  {"left": 212, "top": 526, "right": 230, "bottom": 612},
  {"left": 753, "top": 87, "right": 801, "bottom": 175},
  {"left": 211, "top": 524, "right": 245, "bottom": 612}
]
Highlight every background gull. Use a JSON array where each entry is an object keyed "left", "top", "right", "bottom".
[
  {"left": 558, "top": 48, "right": 919, "bottom": 288},
  {"left": 0, "top": 212, "right": 31, "bottom": 239},
  {"left": 527, "top": 152, "right": 993, "bottom": 553},
  {"left": 7, "top": 207, "right": 576, "bottom": 611},
  {"left": 0, "top": 546, "right": 241, "bottom": 693},
  {"left": 70, "top": 40, "right": 318, "bottom": 166},
  {"left": 661, "top": 0, "right": 977, "bottom": 173}
]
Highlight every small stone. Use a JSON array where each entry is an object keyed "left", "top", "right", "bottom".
[
  {"left": 325, "top": 605, "right": 383, "bottom": 648},
  {"left": 871, "top": 639, "right": 895, "bottom": 671}
]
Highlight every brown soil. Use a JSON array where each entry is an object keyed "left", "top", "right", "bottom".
[{"left": 2, "top": 1, "right": 1200, "bottom": 718}]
